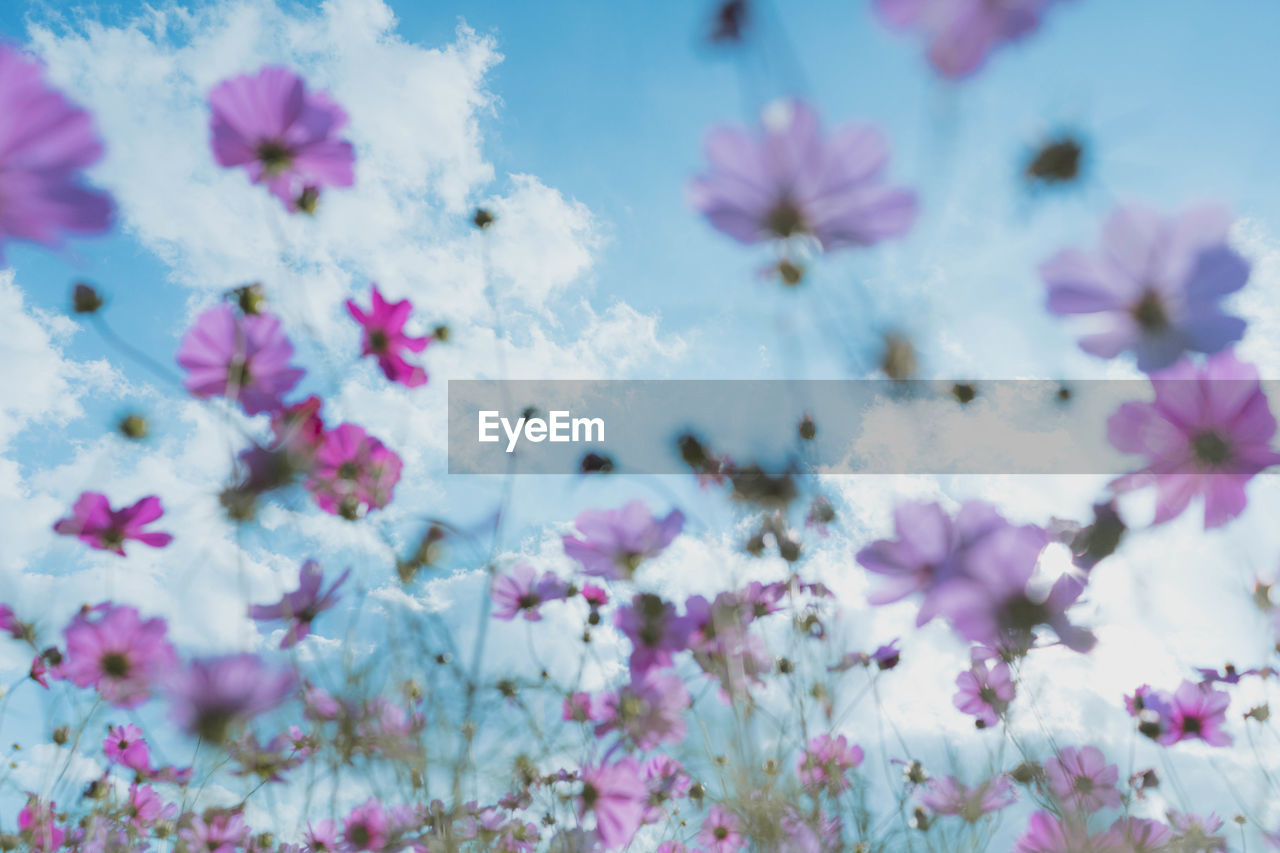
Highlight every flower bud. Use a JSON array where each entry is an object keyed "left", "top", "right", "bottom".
[{"left": 72, "top": 282, "right": 103, "bottom": 314}]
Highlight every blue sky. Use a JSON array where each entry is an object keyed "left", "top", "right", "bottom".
[{"left": 4, "top": 0, "right": 1280, "bottom": 843}]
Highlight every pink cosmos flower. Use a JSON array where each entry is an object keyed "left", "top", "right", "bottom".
[
  {"left": 305, "top": 819, "right": 340, "bottom": 852},
  {"left": 346, "top": 284, "right": 430, "bottom": 388},
  {"left": 0, "top": 43, "right": 112, "bottom": 259},
  {"left": 17, "top": 798, "right": 64, "bottom": 852},
  {"left": 167, "top": 654, "right": 296, "bottom": 743},
  {"left": 953, "top": 660, "right": 1014, "bottom": 728},
  {"left": 1044, "top": 746, "right": 1121, "bottom": 813},
  {"left": 1015, "top": 811, "right": 1111, "bottom": 853},
  {"left": 1042, "top": 204, "right": 1247, "bottom": 372},
  {"left": 104, "top": 723, "right": 151, "bottom": 773},
  {"left": 306, "top": 423, "right": 402, "bottom": 519},
  {"left": 594, "top": 669, "right": 690, "bottom": 750},
  {"left": 342, "top": 799, "right": 390, "bottom": 851},
  {"left": 797, "top": 734, "right": 864, "bottom": 795},
  {"left": 1103, "top": 818, "right": 1173, "bottom": 853},
  {"left": 689, "top": 99, "right": 915, "bottom": 252},
  {"left": 53, "top": 492, "right": 173, "bottom": 556},
  {"left": 177, "top": 304, "right": 305, "bottom": 415},
  {"left": 918, "top": 775, "right": 1016, "bottom": 822},
  {"left": 578, "top": 758, "right": 647, "bottom": 850},
  {"left": 209, "top": 66, "right": 354, "bottom": 212},
  {"left": 581, "top": 584, "right": 608, "bottom": 607},
  {"left": 127, "top": 784, "right": 175, "bottom": 831},
  {"left": 875, "top": 0, "right": 1069, "bottom": 79},
  {"left": 1167, "top": 811, "right": 1226, "bottom": 853},
  {"left": 1108, "top": 350, "right": 1280, "bottom": 529},
  {"left": 563, "top": 692, "right": 596, "bottom": 723},
  {"left": 491, "top": 562, "right": 569, "bottom": 621},
  {"left": 1160, "top": 680, "right": 1232, "bottom": 747},
  {"left": 249, "top": 559, "right": 350, "bottom": 647},
  {"left": 614, "top": 593, "right": 692, "bottom": 673},
  {"left": 29, "top": 655, "right": 49, "bottom": 689},
  {"left": 0, "top": 604, "right": 20, "bottom": 638},
  {"left": 60, "top": 603, "right": 177, "bottom": 707},
  {"left": 697, "top": 806, "right": 745, "bottom": 853},
  {"left": 642, "top": 755, "right": 691, "bottom": 824},
  {"left": 180, "top": 812, "right": 250, "bottom": 853},
  {"left": 562, "top": 501, "right": 684, "bottom": 580}
]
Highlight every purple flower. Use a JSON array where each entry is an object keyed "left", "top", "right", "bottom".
[
  {"left": 60, "top": 603, "right": 177, "bottom": 708},
  {"left": 953, "top": 660, "right": 1014, "bottom": 728},
  {"left": 491, "top": 562, "right": 569, "bottom": 621},
  {"left": 594, "top": 669, "right": 690, "bottom": 750},
  {"left": 690, "top": 99, "right": 916, "bottom": 252},
  {"left": 1043, "top": 746, "right": 1120, "bottom": 813},
  {"left": 1042, "top": 203, "right": 1247, "bottom": 372},
  {"left": 177, "top": 304, "right": 305, "bottom": 415},
  {"left": 53, "top": 492, "right": 173, "bottom": 556},
  {"left": 614, "top": 593, "right": 691, "bottom": 673},
  {"left": 1014, "top": 811, "right": 1105, "bottom": 853},
  {"left": 1167, "top": 811, "right": 1226, "bottom": 853},
  {"left": 797, "top": 734, "right": 864, "bottom": 795},
  {"left": 342, "top": 799, "right": 389, "bottom": 851},
  {"left": 697, "top": 806, "right": 745, "bottom": 853},
  {"left": 1103, "top": 818, "right": 1173, "bottom": 853},
  {"left": 642, "top": 756, "right": 690, "bottom": 824},
  {"left": 306, "top": 423, "right": 402, "bottom": 518},
  {"left": 562, "top": 501, "right": 684, "bottom": 580},
  {"left": 1160, "top": 680, "right": 1232, "bottom": 747},
  {"left": 180, "top": 812, "right": 249, "bottom": 853},
  {"left": 103, "top": 724, "right": 151, "bottom": 773},
  {"left": 209, "top": 66, "right": 354, "bottom": 212},
  {"left": 249, "top": 559, "right": 349, "bottom": 647},
  {"left": 875, "top": 0, "right": 1068, "bottom": 80},
  {"left": 0, "top": 43, "right": 112, "bottom": 259},
  {"left": 918, "top": 775, "right": 1016, "bottom": 822},
  {"left": 577, "top": 758, "right": 646, "bottom": 850},
  {"left": 167, "top": 654, "right": 296, "bottom": 743},
  {"left": 1108, "top": 350, "right": 1280, "bottom": 529},
  {"left": 346, "top": 284, "right": 431, "bottom": 388}
]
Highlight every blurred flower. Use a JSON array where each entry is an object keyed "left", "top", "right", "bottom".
[
  {"left": 1167, "top": 811, "right": 1227, "bottom": 853},
  {"left": 17, "top": 797, "right": 64, "bottom": 852},
  {"left": 209, "top": 66, "right": 354, "bottom": 212},
  {"left": 306, "top": 423, "right": 402, "bottom": 518},
  {"left": 1108, "top": 350, "right": 1280, "bottom": 528},
  {"left": 180, "top": 812, "right": 250, "bottom": 853},
  {"left": 1044, "top": 746, "right": 1120, "bottom": 813},
  {"left": 491, "top": 562, "right": 568, "bottom": 622},
  {"left": 342, "top": 800, "right": 389, "bottom": 851},
  {"left": 346, "top": 284, "right": 431, "bottom": 388},
  {"left": 0, "top": 43, "right": 112, "bottom": 259},
  {"left": 953, "top": 660, "right": 1014, "bottom": 728},
  {"left": 1042, "top": 204, "right": 1247, "bottom": 372},
  {"left": 563, "top": 692, "right": 596, "bottom": 723},
  {"left": 304, "top": 819, "right": 339, "bottom": 852},
  {"left": 690, "top": 99, "right": 915, "bottom": 252},
  {"left": 1014, "top": 811, "right": 1099, "bottom": 853},
  {"left": 697, "top": 806, "right": 745, "bottom": 852},
  {"left": 53, "top": 492, "right": 173, "bottom": 556},
  {"left": 177, "top": 304, "right": 304, "bottom": 415},
  {"left": 874, "top": 0, "right": 1069, "bottom": 79},
  {"left": 562, "top": 501, "right": 684, "bottom": 580},
  {"left": 127, "top": 783, "right": 175, "bottom": 831},
  {"left": 104, "top": 724, "right": 151, "bottom": 773},
  {"left": 642, "top": 756, "right": 690, "bottom": 824},
  {"left": 797, "top": 734, "right": 864, "bottom": 795},
  {"left": 61, "top": 604, "right": 176, "bottom": 708},
  {"left": 918, "top": 775, "right": 1016, "bottom": 822},
  {"left": 578, "top": 758, "right": 646, "bottom": 850},
  {"left": 594, "top": 669, "right": 690, "bottom": 750},
  {"left": 250, "top": 559, "right": 350, "bottom": 647},
  {"left": 1103, "top": 817, "right": 1172, "bottom": 853},
  {"left": 167, "top": 654, "right": 296, "bottom": 743},
  {"left": 614, "top": 593, "right": 691, "bottom": 673},
  {"left": 1161, "top": 680, "right": 1232, "bottom": 747}
]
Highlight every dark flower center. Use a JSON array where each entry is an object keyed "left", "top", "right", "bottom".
[
  {"left": 101, "top": 652, "right": 131, "bottom": 678},
  {"left": 1131, "top": 289, "right": 1169, "bottom": 332},
  {"left": 766, "top": 198, "right": 807, "bottom": 238},
  {"left": 99, "top": 528, "right": 125, "bottom": 549},
  {"left": 1192, "top": 431, "right": 1232, "bottom": 468},
  {"left": 978, "top": 686, "right": 999, "bottom": 706},
  {"left": 1181, "top": 716, "right": 1203, "bottom": 735},
  {"left": 348, "top": 824, "right": 370, "bottom": 846},
  {"left": 517, "top": 593, "right": 540, "bottom": 611},
  {"left": 1026, "top": 138, "right": 1083, "bottom": 184},
  {"left": 715, "top": 826, "right": 729, "bottom": 840},
  {"left": 228, "top": 359, "right": 252, "bottom": 389},
  {"left": 257, "top": 141, "right": 293, "bottom": 175},
  {"left": 1073, "top": 775, "right": 1095, "bottom": 795},
  {"left": 581, "top": 782, "right": 598, "bottom": 809},
  {"left": 338, "top": 462, "right": 360, "bottom": 480},
  {"left": 369, "top": 329, "right": 389, "bottom": 353}
]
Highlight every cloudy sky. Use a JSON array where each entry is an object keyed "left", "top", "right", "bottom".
[{"left": 3, "top": 0, "right": 1280, "bottom": 845}]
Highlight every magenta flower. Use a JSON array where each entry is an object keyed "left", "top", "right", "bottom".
[
  {"left": 577, "top": 758, "right": 646, "bottom": 850},
  {"left": 1108, "top": 350, "right": 1280, "bottom": 528},
  {"left": 797, "top": 734, "right": 864, "bottom": 795},
  {"left": 103, "top": 723, "right": 151, "bottom": 773},
  {"left": 0, "top": 44, "right": 112, "bottom": 259},
  {"left": 1160, "top": 680, "right": 1232, "bottom": 747},
  {"left": 594, "top": 669, "right": 690, "bottom": 750},
  {"left": 563, "top": 692, "right": 596, "bottom": 723},
  {"left": 1042, "top": 204, "right": 1248, "bottom": 372},
  {"left": 249, "top": 559, "right": 349, "bottom": 647},
  {"left": 126, "top": 784, "right": 175, "bottom": 831},
  {"left": 167, "top": 654, "right": 296, "bottom": 743},
  {"left": 179, "top": 812, "right": 249, "bottom": 853},
  {"left": 342, "top": 799, "right": 390, "bottom": 851},
  {"left": 177, "top": 304, "right": 304, "bottom": 415},
  {"left": 697, "top": 806, "right": 745, "bottom": 853},
  {"left": 614, "top": 593, "right": 691, "bottom": 673},
  {"left": 60, "top": 604, "right": 176, "bottom": 707},
  {"left": 563, "top": 501, "right": 684, "bottom": 580},
  {"left": 875, "top": 0, "right": 1068, "bottom": 79},
  {"left": 52, "top": 492, "right": 173, "bottom": 556},
  {"left": 17, "top": 798, "right": 64, "bottom": 852},
  {"left": 491, "top": 562, "right": 569, "bottom": 622},
  {"left": 305, "top": 819, "right": 339, "bottom": 852},
  {"left": 918, "top": 775, "right": 1016, "bottom": 822},
  {"left": 690, "top": 99, "right": 915, "bottom": 252},
  {"left": 1044, "top": 746, "right": 1121, "bottom": 813},
  {"left": 642, "top": 755, "right": 691, "bottom": 823},
  {"left": 953, "top": 660, "right": 1014, "bottom": 728},
  {"left": 346, "top": 284, "right": 430, "bottom": 388},
  {"left": 1014, "top": 811, "right": 1106, "bottom": 853},
  {"left": 28, "top": 655, "right": 49, "bottom": 689},
  {"left": 1103, "top": 818, "right": 1173, "bottom": 853},
  {"left": 209, "top": 66, "right": 354, "bottom": 212},
  {"left": 306, "top": 423, "right": 402, "bottom": 519}
]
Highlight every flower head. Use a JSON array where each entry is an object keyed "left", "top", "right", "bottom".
[
  {"left": 797, "top": 734, "right": 864, "bottom": 795},
  {"left": 1044, "top": 746, "right": 1121, "bottom": 813},
  {"left": 918, "top": 775, "right": 1016, "bottom": 822},
  {"left": 17, "top": 797, "right": 65, "bottom": 852},
  {"left": 179, "top": 812, "right": 249, "bottom": 853},
  {"left": 1160, "top": 680, "right": 1232, "bottom": 747},
  {"left": 167, "top": 654, "right": 296, "bottom": 743},
  {"left": 1108, "top": 350, "right": 1280, "bottom": 528},
  {"left": 342, "top": 799, "right": 390, "bottom": 851},
  {"left": 690, "top": 99, "right": 915, "bottom": 252},
  {"left": 594, "top": 669, "right": 690, "bottom": 750},
  {"left": 1042, "top": 204, "right": 1247, "bottom": 372},
  {"left": 61, "top": 604, "right": 176, "bottom": 707},
  {"left": 1103, "top": 818, "right": 1173, "bottom": 853},
  {"left": 491, "top": 562, "right": 568, "bottom": 622},
  {"left": 53, "top": 492, "right": 173, "bottom": 556},
  {"left": 1014, "top": 811, "right": 1106, "bottom": 853},
  {"left": 209, "top": 66, "right": 354, "bottom": 211},
  {"left": 0, "top": 43, "right": 112, "bottom": 259},
  {"left": 562, "top": 501, "right": 684, "bottom": 580},
  {"left": 104, "top": 723, "right": 151, "bottom": 773},
  {"left": 177, "top": 304, "right": 304, "bottom": 415},
  {"left": 306, "top": 423, "right": 402, "bottom": 518},
  {"left": 614, "top": 593, "right": 691, "bottom": 673},
  {"left": 577, "top": 758, "right": 646, "bottom": 850},
  {"left": 346, "top": 284, "right": 430, "bottom": 387},
  {"left": 697, "top": 806, "right": 745, "bottom": 853},
  {"left": 953, "top": 660, "right": 1014, "bottom": 728},
  {"left": 249, "top": 559, "right": 349, "bottom": 647}
]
